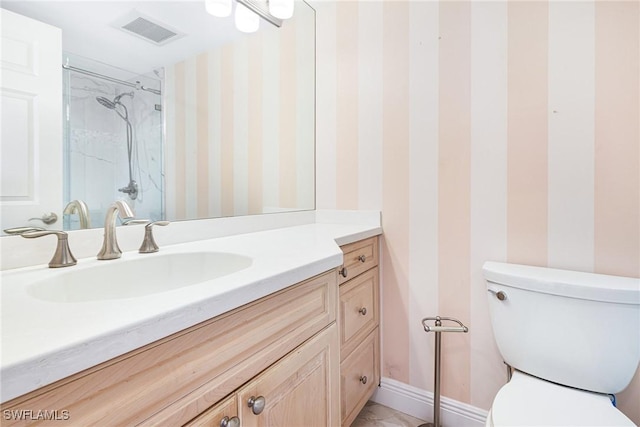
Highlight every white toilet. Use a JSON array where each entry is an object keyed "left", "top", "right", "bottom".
[{"left": 483, "top": 262, "right": 640, "bottom": 427}]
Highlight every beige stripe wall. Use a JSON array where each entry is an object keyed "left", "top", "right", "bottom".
[
  {"left": 507, "top": 1, "right": 549, "bottom": 267},
  {"left": 381, "top": 0, "right": 411, "bottom": 382},
  {"left": 336, "top": 1, "right": 359, "bottom": 210},
  {"left": 438, "top": 1, "right": 472, "bottom": 403},
  {"left": 165, "top": 12, "right": 315, "bottom": 220},
  {"left": 314, "top": 0, "right": 640, "bottom": 421}
]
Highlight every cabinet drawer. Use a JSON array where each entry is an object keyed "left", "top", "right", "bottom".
[
  {"left": 184, "top": 395, "right": 238, "bottom": 427},
  {"left": 340, "top": 328, "right": 380, "bottom": 427},
  {"left": 338, "top": 237, "right": 378, "bottom": 284},
  {"left": 339, "top": 267, "right": 379, "bottom": 360}
]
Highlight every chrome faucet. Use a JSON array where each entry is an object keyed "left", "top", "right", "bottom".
[
  {"left": 97, "top": 201, "right": 135, "bottom": 260},
  {"left": 64, "top": 199, "right": 91, "bottom": 229},
  {"left": 21, "top": 230, "right": 77, "bottom": 268}
]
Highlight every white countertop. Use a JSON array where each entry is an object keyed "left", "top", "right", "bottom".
[{"left": 0, "top": 217, "right": 381, "bottom": 402}]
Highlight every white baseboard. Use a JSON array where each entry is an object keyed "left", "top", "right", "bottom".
[{"left": 370, "top": 377, "right": 489, "bottom": 427}]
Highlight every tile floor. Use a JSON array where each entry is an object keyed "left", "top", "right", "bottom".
[{"left": 351, "top": 401, "right": 427, "bottom": 427}]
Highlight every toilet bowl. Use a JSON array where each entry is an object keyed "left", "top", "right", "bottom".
[
  {"left": 483, "top": 262, "right": 640, "bottom": 427},
  {"left": 485, "top": 371, "right": 635, "bottom": 427}
]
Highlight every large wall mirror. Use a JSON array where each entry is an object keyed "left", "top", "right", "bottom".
[{"left": 0, "top": 0, "right": 315, "bottom": 234}]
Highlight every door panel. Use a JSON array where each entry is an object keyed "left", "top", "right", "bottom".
[{"left": 1, "top": 9, "right": 62, "bottom": 232}]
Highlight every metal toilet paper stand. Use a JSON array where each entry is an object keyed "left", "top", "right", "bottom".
[{"left": 418, "top": 316, "right": 469, "bottom": 427}]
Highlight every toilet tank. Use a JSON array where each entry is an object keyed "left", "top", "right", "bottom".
[{"left": 483, "top": 262, "right": 640, "bottom": 394}]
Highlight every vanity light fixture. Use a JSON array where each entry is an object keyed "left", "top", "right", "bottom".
[
  {"left": 206, "top": 0, "right": 290, "bottom": 32},
  {"left": 205, "top": 0, "right": 232, "bottom": 17},
  {"left": 268, "top": 0, "right": 294, "bottom": 20},
  {"left": 236, "top": 0, "right": 285, "bottom": 28},
  {"left": 235, "top": 2, "right": 260, "bottom": 33}
]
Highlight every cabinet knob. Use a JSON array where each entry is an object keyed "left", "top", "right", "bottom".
[
  {"left": 359, "top": 375, "right": 368, "bottom": 385},
  {"left": 339, "top": 267, "right": 348, "bottom": 278},
  {"left": 248, "top": 395, "right": 266, "bottom": 415},
  {"left": 358, "top": 254, "right": 366, "bottom": 263},
  {"left": 220, "top": 416, "right": 240, "bottom": 427},
  {"left": 358, "top": 307, "right": 367, "bottom": 316}
]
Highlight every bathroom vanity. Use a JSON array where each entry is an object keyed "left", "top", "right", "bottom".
[
  {"left": 0, "top": 215, "right": 381, "bottom": 426},
  {"left": 2, "top": 270, "right": 339, "bottom": 426}
]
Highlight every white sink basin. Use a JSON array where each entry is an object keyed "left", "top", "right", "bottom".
[{"left": 28, "top": 252, "right": 253, "bottom": 303}]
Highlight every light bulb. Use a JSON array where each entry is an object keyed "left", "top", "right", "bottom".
[
  {"left": 235, "top": 3, "right": 259, "bottom": 33},
  {"left": 205, "top": 0, "right": 232, "bottom": 17},
  {"left": 268, "top": 0, "right": 294, "bottom": 20}
]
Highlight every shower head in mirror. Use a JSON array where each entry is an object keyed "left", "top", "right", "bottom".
[
  {"left": 114, "top": 91, "right": 134, "bottom": 103},
  {"left": 96, "top": 92, "right": 134, "bottom": 109},
  {"left": 96, "top": 96, "right": 116, "bottom": 109}
]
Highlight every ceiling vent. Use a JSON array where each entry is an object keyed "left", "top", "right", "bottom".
[{"left": 113, "top": 11, "right": 185, "bottom": 46}]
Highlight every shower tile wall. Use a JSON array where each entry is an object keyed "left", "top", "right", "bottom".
[{"left": 63, "top": 57, "right": 163, "bottom": 229}]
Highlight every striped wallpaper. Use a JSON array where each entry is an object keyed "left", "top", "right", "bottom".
[
  {"left": 164, "top": 3, "right": 315, "bottom": 221},
  {"left": 315, "top": 0, "right": 640, "bottom": 422}
]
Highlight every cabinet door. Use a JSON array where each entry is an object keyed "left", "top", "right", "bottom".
[
  {"left": 184, "top": 395, "right": 239, "bottom": 427},
  {"left": 340, "top": 328, "right": 379, "bottom": 427},
  {"left": 238, "top": 324, "right": 339, "bottom": 427}
]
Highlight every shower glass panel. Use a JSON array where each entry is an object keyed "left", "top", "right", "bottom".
[{"left": 62, "top": 53, "right": 164, "bottom": 230}]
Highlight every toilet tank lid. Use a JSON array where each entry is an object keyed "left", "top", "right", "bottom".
[{"left": 483, "top": 262, "right": 640, "bottom": 305}]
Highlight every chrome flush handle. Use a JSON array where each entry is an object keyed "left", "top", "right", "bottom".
[{"left": 488, "top": 288, "right": 508, "bottom": 301}]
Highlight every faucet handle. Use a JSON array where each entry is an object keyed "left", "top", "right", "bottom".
[
  {"left": 3, "top": 226, "right": 46, "bottom": 235},
  {"left": 139, "top": 221, "right": 169, "bottom": 253},
  {"left": 21, "top": 230, "right": 77, "bottom": 268},
  {"left": 122, "top": 218, "right": 150, "bottom": 226}
]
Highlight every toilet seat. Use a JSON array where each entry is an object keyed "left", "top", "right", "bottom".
[{"left": 487, "top": 371, "right": 635, "bottom": 427}]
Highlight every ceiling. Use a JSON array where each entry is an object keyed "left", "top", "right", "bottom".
[{"left": 1, "top": 1, "right": 247, "bottom": 75}]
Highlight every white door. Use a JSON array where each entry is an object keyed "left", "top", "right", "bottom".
[{"left": 1, "top": 9, "right": 62, "bottom": 233}]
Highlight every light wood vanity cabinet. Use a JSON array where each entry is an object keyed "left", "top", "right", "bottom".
[
  {"left": 1, "top": 271, "right": 338, "bottom": 426},
  {"left": 337, "top": 237, "right": 380, "bottom": 427},
  {"left": 186, "top": 325, "right": 339, "bottom": 427},
  {"left": 1, "top": 236, "right": 380, "bottom": 427}
]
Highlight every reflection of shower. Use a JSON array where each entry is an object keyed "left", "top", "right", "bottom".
[{"left": 96, "top": 92, "right": 138, "bottom": 200}]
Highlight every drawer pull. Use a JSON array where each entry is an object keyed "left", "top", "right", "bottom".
[
  {"left": 359, "top": 375, "right": 368, "bottom": 385},
  {"left": 359, "top": 307, "right": 367, "bottom": 316},
  {"left": 220, "top": 416, "right": 241, "bottom": 427},
  {"left": 248, "top": 395, "right": 266, "bottom": 415},
  {"left": 358, "top": 254, "right": 366, "bottom": 263},
  {"left": 339, "top": 267, "right": 348, "bottom": 278}
]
